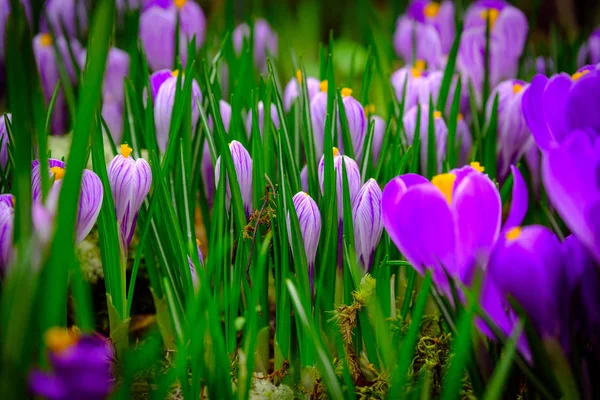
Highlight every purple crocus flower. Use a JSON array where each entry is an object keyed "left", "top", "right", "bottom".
[
  {"left": 29, "top": 328, "right": 114, "bottom": 400},
  {"left": 214, "top": 140, "right": 253, "bottom": 215},
  {"left": 102, "top": 99, "right": 125, "bottom": 144},
  {"left": 283, "top": 70, "right": 321, "bottom": 111},
  {"left": 139, "top": 0, "right": 206, "bottom": 71},
  {"left": 369, "top": 111, "right": 386, "bottom": 166},
  {"left": 149, "top": 69, "right": 203, "bottom": 152},
  {"left": 245, "top": 101, "right": 280, "bottom": 138},
  {"left": 289, "top": 192, "right": 321, "bottom": 292},
  {"left": 393, "top": 0, "right": 455, "bottom": 69},
  {"left": 0, "top": 194, "right": 14, "bottom": 271},
  {"left": 403, "top": 104, "right": 448, "bottom": 175},
  {"left": 0, "top": 113, "right": 10, "bottom": 170},
  {"left": 107, "top": 144, "right": 152, "bottom": 252},
  {"left": 390, "top": 61, "right": 434, "bottom": 112},
  {"left": 233, "top": 18, "right": 278, "bottom": 74},
  {"left": 578, "top": 27, "right": 600, "bottom": 67},
  {"left": 41, "top": 0, "right": 87, "bottom": 38},
  {"left": 486, "top": 79, "right": 532, "bottom": 182},
  {"left": 542, "top": 130, "right": 600, "bottom": 263},
  {"left": 352, "top": 179, "right": 383, "bottom": 271},
  {"left": 300, "top": 165, "right": 309, "bottom": 193},
  {"left": 203, "top": 100, "right": 232, "bottom": 206},
  {"left": 522, "top": 65, "right": 600, "bottom": 150},
  {"left": 31, "top": 159, "right": 103, "bottom": 244},
  {"left": 317, "top": 148, "right": 361, "bottom": 222}
]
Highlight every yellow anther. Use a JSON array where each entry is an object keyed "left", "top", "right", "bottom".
[
  {"left": 320, "top": 80, "right": 328, "bottom": 92},
  {"left": 40, "top": 33, "right": 53, "bottom": 47},
  {"left": 457, "top": 113, "right": 464, "bottom": 121},
  {"left": 303, "top": 191, "right": 309, "bottom": 197},
  {"left": 341, "top": 88, "right": 353, "bottom": 97},
  {"left": 414, "top": 59, "right": 427, "bottom": 71},
  {"left": 171, "top": 69, "right": 180, "bottom": 77},
  {"left": 50, "top": 166, "right": 65, "bottom": 181},
  {"left": 433, "top": 111, "right": 442, "bottom": 119},
  {"left": 174, "top": 0, "right": 187, "bottom": 8},
  {"left": 481, "top": 8, "right": 499, "bottom": 28},
  {"left": 196, "top": 238, "right": 202, "bottom": 247},
  {"left": 505, "top": 226, "right": 521, "bottom": 241},
  {"left": 512, "top": 84, "right": 524, "bottom": 94},
  {"left": 431, "top": 173, "right": 456, "bottom": 205},
  {"left": 44, "top": 327, "right": 78, "bottom": 354},
  {"left": 424, "top": 2, "right": 440, "bottom": 18},
  {"left": 120, "top": 143, "right": 133, "bottom": 158},
  {"left": 296, "top": 69, "right": 302, "bottom": 83},
  {"left": 470, "top": 161, "right": 485, "bottom": 172},
  {"left": 332, "top": 147, "right": 340, "bottom": 156},
  {"left": 572, "top": 70, "right": 590, "bottom": 81},
  {"left": 364, "top": 104, "right": 376, "bottom": 116}
]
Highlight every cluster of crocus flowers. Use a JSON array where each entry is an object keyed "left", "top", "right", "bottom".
[
  {"left": 393, "top": 0, "right": 455, "bottom": 69},
  {"left": 140, "top": 0, "right": 206, "bottom": 71},
  {"left": 289, "top": 192, "right": 321, "bottom": 292},
  {"left": 283, "top": 69, "right": 320, "bottom": 111},
  {"left": 29, "top": 327, "right": 114, "bottom": 400},
  {"left": 233, "top": 18, "right": 278, "bottom": 74},
  {"left": 214, "top": 140, "right": 253, "bottom": 215},
  {"left": 149, "top": 68, "right": 203, "bottom": 152},
  {"left": 107, "top": 144, "right": 152, "bottom": 254}
]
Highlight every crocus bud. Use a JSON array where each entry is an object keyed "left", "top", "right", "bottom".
[
  {"left": 283, "top": 70, "right": 320, "bottom": 111},
  {"left": 289, "top": 192, "right": 321, "bottom": 292},
  {"left": 578, "top": 28, "right": 600, "bottom": 67},
  {"left": 150, "top": 69, "right": 203, "bottom": 152},
  {"left": 233, "top": 18, "right": 278, "bottom": 74},
  {"left": 214, "top": 140, "right": 253, "bottom": 215},
  {"left": 0, "top": 194, "right": 14, "bottom": 271},
  {"left": 318, "top": 148, "right": 361, "bottom": 222},
  {"left": 366, "top": 108, "right": 385, "bottom": 165},
  {"left": 486, "top": 79, "right": 531, "bottom": 182},
  {"left": 41, "top": 0, "right": 87, "bottom": 38},
  {"left": 207, "top": 99, "right": 233, "bottom": 133},
  {"left": 309, "top": 86, "right": 328, "bottom": 158},
  {"left": 108, "top": 144, "right": 152, "bottom": 252},
  {"left": 300, "top": 165, "right": 309, "bottom": 193},
  {"left": 31, "top": 159, "right": 103, "bottom": 244},
  {"left": 352, "top": 179, "right": 383, "bottom": 271},
  {"left": 402, "top": 104, "right": 448, "bottom": 175},
  {"left": 456, "top": 113, "right": 473, "bottom": 166},
  {"left": 0, "top": 113, "right": 10, "bottom": 170},
  {"left": 80, "top": 47, "right": 130, "bottom": 104},
  {"left": 140, "top": 0, "right": 206, "bottom": 71},
  {"left": 245, "top": 101, "right": 280, "bottom": 138},
  {"left": 102, "top": 100, "right": 124, "bottom": 144},
  {"left": 204, "top": 100, "right": 232, "bottom": 205}
]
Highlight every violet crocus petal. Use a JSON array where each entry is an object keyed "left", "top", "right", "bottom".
[
  {"left": 403, "top": 104, "right": 448, "bottom": 175},
  {"left": 76, "top": 170, "right": 103, "bottom": 244},
  {"left": 317, "top": 152, "right": 361, "bottom": 222},
  {"left": 245, "top": 101, "right": 280, "bottom": 138},
  {"left": 283, "top": 76, "right": 320, "bottom": 111},
  {"left": 339, "top": 94, "right": 367, "bottom": 161},
  {"left": 489, "top": 225, "right": 562, "bottom": 337},
  {"left": 352, "top": 179, "right": 383, "bottom": 271},
  {"left": 102, "top": 100, "right": 124, "bottom": 144},
  {"left": 107, "top": 153, "right": 152, "bottom": 250},
  {"left": 493, "top": 4, "right": 528, "bottom": 60},
  {"left": 541, "top": 73, "right": 572, "bottom": 144},
  {"left": 370, "top": 115, "right": 385, "bottom": 166},
  {"left": 214, "top": 140, "right": 253, "bottom": 215},
  {"left": 452, "top": 170, "right": 501, "bottom": 278},
  {"left": 233, "top": 19, "right": 277, "bottom": 73},
  {"left": 522, "top": 74, "right": 553, "bottom": 150},
  {"left": 31, "top": 158, "right": 66, "bottom": 202},
  {"left": 502, "top": 165, "right": 528, "bottom": 234},
  {"left": 0, "top": 194, "right": 14, "bottom": 271},
  {"left": 201, "top": 142, "right": 214, "bottom": 206},
  {"left": 393, "top": 17, "right": 443, "bottom": 69},
  {"left": 438, "top": 1, "right": 456, "bottom": 53},
  {"left": 382, "top": 177, "right": 456, "bottom": 275},
  {"left": 149, "top": 69, "right": 173, "bottom": 100},
  {"left": 310, "top": 91, "right": 328, "bottom": 158},
  {"left": 140, "top": 6, "right": 176, "bottom": 71},
  {"left": 300, "top": 165, "right": 309, "bottom": 193},
  {"left": 42, "top": 0, "right": 87, "bottom": 38},
  {"left": 565, "top": 69, "right": 600, "bottom": 134},
  {"left": 290, "top": 192, "right": 321, "bottom": 271},
  {"left": 103, "top": 47, "right": 130, "bottom": 103},
  {"left": 543, "top": 130, "right": 600, "bottom": 262},
  {"left": 28, "top": 370, "right": 67, "bottom": 399},
  {"left": 0, "top": 113, "right": 11, "bottom": 170}
]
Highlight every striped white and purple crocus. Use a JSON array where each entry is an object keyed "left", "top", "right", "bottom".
[
  {"left": 31, "top": 159, "right": 103, "bottom": 244},
  {"left": 245, "top": 101, "right": 280, "bottom": 138},
  {"left": 486, "top": 79, "right": 531, "bottom": 182},
  {"left": 107, "top": 144, "right": 152, "bottom": 253},
  {"left": 283, "top": 70, "right": 321, "bottom": 111},
  {"left": 0, "top": 194, "right": 14, "bottom": 271},
  {"left": 139, "top": 0, "right": 206, "bottom": 71},
  {"left": 318, "top": 147, "right": 361, "bottom": 222},
  {"left": 233, "top": 18, "right": 278, "bottom": 74},
  {"left": 149, "top": 69, "right": 203, "bottom": 152},
  {"left": 214, "top": 140, "right": 253, "bottom": 215},
  {"left": 290, "top": 192, "right": 321, "bottom": 292},
  {"left": 41, "top": 0, "right": 87, "bottom": 37},
  {"left": 352, "top": 179, "right": 383, "bottom": 271}
]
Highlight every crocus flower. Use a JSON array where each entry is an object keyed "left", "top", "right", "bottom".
[
  {"left": 29, "top": 328, "right": 114, "bottom": 400},
  {"left": 390, "top": 61, "right": 434, "bottom": 112},
  {"left": 107, "top": 144, "right": 152, "bottom": 252},
  {"left": 578, "top": 27, "right": 600, "bottom": 67},
  {"left": 149, "top": 69, "right": 203, "bottom": 152},
  {"left": 0, "top": 113, "right": 10, "bottom": 170},
  {"left": 283, "top": 70, "right": 321, "bottom": 111},
  {"left": 102, "top": 99, "right": 125, "bottom": 144},
  {"left": 393, "top": 0, "right": 455, "bottom": 69},
  {"left": 245, "top": 101, "right": 280, "bottom": 138},
  {"left": 542, "top": 130, "right": 600, "bottom": 263},
  {"left": 402, "top": 104, "right": 448, "bottom": 175},
  {"left": 366, "top": 106, "right": 385, "bottom": 166},
  {"left": 41, "top": 0, "right": 87, "bottom": 38},
  {"left": 31, "top": 159, "right": 103, "bottom": 244},
  {"left": 352, "top": 179, "right": 383, "bottom": 271},
  {"left": 459, "top": 0, "right": 528, "bottom": 97},
  {"left": 522, "top": 65, "right": 600, "bottom": 150},
  {"left": 289, "top": 192, "right": 321, "bottom": 292},
  {"left": 0, "top": 194, "right": 14, "bottom": 271},
  {"left": 139, "top": 0, "right": 206, "bottom": 71},
  {"left": 233, "top": 18, "right": 278, "bottom": 74},
  {"left": 300, "top": 165, "right": 309, "bottom": 193},
  {"left": 214, "top": 140, "right": 253, "bottom": 215},
  {"left": 486, "top": 79, "right": 532, "bottom": 182},
  {"left": 318, "top": 148, "right": 361, "bottom": 222},
  {"left": 203, "top": 100, "right": 232, "bottom": 205}
]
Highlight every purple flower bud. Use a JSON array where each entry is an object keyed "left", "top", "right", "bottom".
[
  {"left": 403, "top": 104, "right": 448, "bottom": 175},
  {"left": 207, "top": 99, "right": 233, "bottom": 133},
  {"left": 283, "top": 70, "right": 321, "bottom": 111},
  {"left": 486, "top": 79, "right": 531, "bottom": 182},
  {"left": 309, "top": 88, "right": 328, "bottom": 158},
  {"left": 81, "top": 47, "right": 130, "bottom": 104},
  {"left": 289, "top": 192, "right": 321, "bottom": 291},
  {"left": 41, "top": 0, "right": 87, "bottom": 38},
  {"left": 203, "top": 100, "right": 232, "bottom": 205},
  {"left": 0, "top": 113, "right": 10, "bottom": 170},
  {"left": 352, "top": 179, "right": 383, "bottom": 271},
  {"left": 31, "top": 159, "right": 103, "bottom": 244},
  {"left": 366, "top": 110, "right": 385, "bottom": 166},
  {"left": 245, "top": 101, "right": 280, "bottom": 138},
  {"left": 233, "top": 19, "right": 278, "bottom": 74},
  {"left": 214, "top": 140, "right": 253, "bottom": 215},
  {"left": 140, "top": 0, "right": 206, "bottom": 71},
  {"left": 107, "top": 144, "right": 152, "bottom": 251},
  {"left": 150, "top": 69, "right": 202, "bottom": 152},
  {"left": 0, "top": 194, "right": 14, "bottom": 271},
  {"left": 456, "top": 114, "right": 473, "bottom": 166},
  {"left": 318, "top": 148, "right": 361, "bottom": 222},
  {"left": 300, "top": 165, "right": 309, "bottom": 193},
  {"left": 102, "top": 100, "right": 124, "bottom": 144},
  {"left": 578, "top": 28, "right": 600, "bottom": 67}
]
